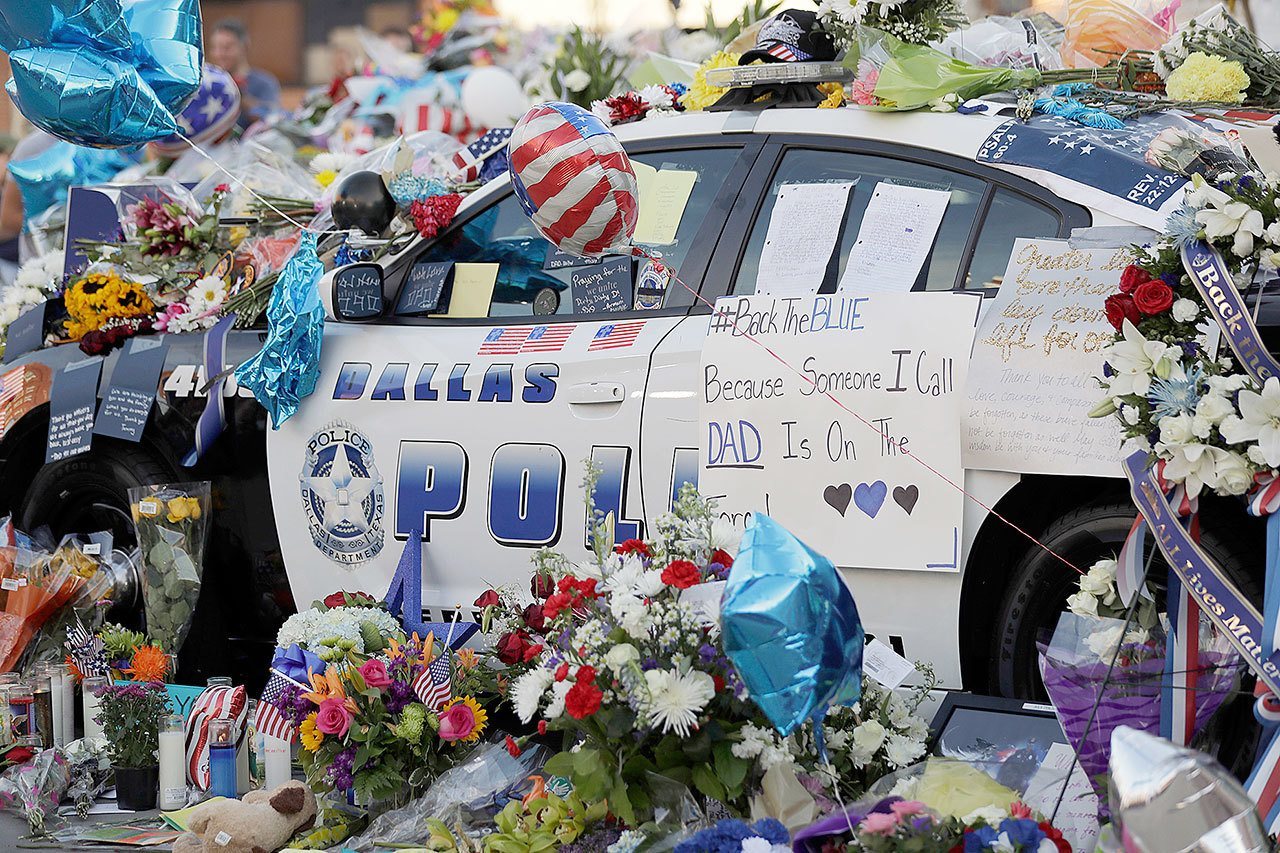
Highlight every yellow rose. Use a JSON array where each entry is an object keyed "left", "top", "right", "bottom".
[{"left": 166, "top": 497, "right": 191, "bottom": 523}]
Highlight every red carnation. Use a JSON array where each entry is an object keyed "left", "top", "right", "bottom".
[
  {"left": 505, "top": 735, "right": 522, "bottom": 757},
  {"left": 495, "top": 631, "right": 532, "bottom": 665},
  {"left": 576, "top": 666, "right": 597, "bottom": 684},
  {"left": 474, "top": 589, "right": 500, "bottom": 608},
  {"left": 1118, "top": 264, "right": 1153, "bottom": 294},
  {"left": 615, "top": 539, "right": 651, "bottom": 558},
  {"left": 565, "top": 680, "right": 603, "bottom": 719},
  {"left": 709, "top": 549, "right": 734, "bottom": 569},
  {"left": 409, "top": 193, "right": 463, "bottom": 240},
  {"left": 661, "top": 559, "right": 702, "bottom": 589},
  {"left": 604, "top": 92, "right": 649, "bottom": 125},
  {"left": 537, "top": 720, "right": 548, "bottom": 735},
  {"left": 1104, "top": 293, "right": 1141, "bottom": 331},
  {"left": 1037, "top": 822, "right": 1070, "bottom": 853},
  {"left": 523, "top": 644, "right": 542, "bottom": 662},
  {"left": 1133, "top": 280, "right": 1174, "bottom": 316},
  {"left": 555, "top": 662, "right": 570, "bottom": 682},
  {"left": 543, "top": 592, "right": 571, "bottom": 620},
  {"left": 522, "top": 603, "right": 546, "bottom": 632},
  {"left": 214, "top": 183, "right": 230, "bottom": 194}
]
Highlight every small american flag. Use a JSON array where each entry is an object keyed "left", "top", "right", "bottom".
[
  {"left": 65, "top": 616, "right": 108, "bottom": 677},
  {"left": 521, "top": 325, "right": 573, "bottom": 353},
  {"left": 254, "top": 696, "right": 295, "bottom": 743},
  {"left": 478, "top": 327, "right": 530, "bottom": 356},
  {"left": 453, "top": 128, "right": 513, "bottom": 182},
  {"left": 588, "top": 321, "right": 646, "bottom": 352},
  {"left": 413, "top": 654, "right": 452, "bottom": 709},
  {"left": 0, "top": 368, "right": 24, "bottom": 406},
  {"left": 766, "top": 44, "right": 797, "bottom": 61}
]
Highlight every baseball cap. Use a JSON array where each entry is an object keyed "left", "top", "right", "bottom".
[{"left": 738, "top": 9, "right": 837, "bottom": 65}]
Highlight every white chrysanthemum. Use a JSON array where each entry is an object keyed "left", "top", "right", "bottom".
[
  {"left": 15, "top": 251, "right": 63, "bottom": 292},
  {"left": 643, "top": 669, "right": 714, "bottom": 737},
  {"left": 563, "top": 69, "right": 591, "bottom": 93},
  {"left": 638, "top": 85, "right": 673, "bottom": 110},
  {"left": 190, "top": 275, "right": 227, "bottom": 308},
  {"left": 885, "top": 733, "right": 925, "bottom": 768},
  {"left": 512, "top": 668, "right": 554, "bottom": 723},
  {"left": 310, "top": 151, "right": 358, "bottom": 175},
  {"left": 709, "top": 517, "right": 741, "bottom": 556},
  {"left": 544, "top": 680, "right": 572, "bottom": 719}
]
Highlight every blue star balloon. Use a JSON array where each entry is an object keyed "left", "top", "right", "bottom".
[
  {"left": 7, "top": 141, "right": 130, "bottom": 222},
  {"left": 721, "top": 514, "right": 864, "bottom": 753},
  {"left": 6, "top": 45, "right": 179, "bottom": 148},
  {"left": 235, "top": 232, "right": 325, "bottom": 429},
  {"left": 0, "top": 0, "right": 131, "bottom": 54},
  {"left": 123, "top": 0, "right": 203, "bottom": 114}
]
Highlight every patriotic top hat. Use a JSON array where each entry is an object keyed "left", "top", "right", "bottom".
[
  {"left": 152, "top": 65, "right": 241, "bottom": 158},
  {"left": 738, "top": 10, "right": 837, "bottom": 65}
]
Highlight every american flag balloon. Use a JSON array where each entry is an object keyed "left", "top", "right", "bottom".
[{"left": 508, "top": 102, "right": 638, "bottom": 259}]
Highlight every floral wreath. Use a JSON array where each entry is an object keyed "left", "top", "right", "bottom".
[{"left": 1095, "top": 170, "right": 1280, "bottom": 503}]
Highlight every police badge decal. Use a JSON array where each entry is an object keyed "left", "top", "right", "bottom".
[{"left": 299, "top": 421, "right": 385, "bottom": 564}]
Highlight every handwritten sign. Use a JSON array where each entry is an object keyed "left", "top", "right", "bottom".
[
  {"left": 700, "top": 293, "right": 977, "bottom": 571},
  {"left": 396, "top": 260, "right": 451, "bottom": 316},
  {"left": 544, "top": 247, "right": 598, "bottom": 271},
  {"left": 47, "top": 357, "right": 102, "bottom": 463},
  {"left": 571, "top": 256, "right": 632, "bottom": 315},
  {"left": 3, "top": 303, "right": 46, "bottom": 363},
  {"left": 333, "top": 263, "right": 384, "bottom": 320},
  {"left": 94, "top": 337, "right": 168, "bottom": 442},
  {"left": 963, "top": 239, "right": 1124, "bottom": 478},
  {"left": 756, "top": 182, "right": 853, "bottom": 296},
  {"left": 838, "top": 183, "right": 951, "bottom": 295}
]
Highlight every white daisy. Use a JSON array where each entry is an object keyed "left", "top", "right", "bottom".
[
  {"left": 309, "top": 151, "right": 358, "bottom": 175},
  {"left": 643, "top": 669, "right": 714, "bottom": 737}
]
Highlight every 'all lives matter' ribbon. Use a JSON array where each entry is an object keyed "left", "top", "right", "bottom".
[{"left": 1123, "top": 450, "right": 1280, "bottom": 698}]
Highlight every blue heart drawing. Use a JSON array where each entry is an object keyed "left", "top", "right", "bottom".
[{"left": 853, "top": 481, "right": 887, "bottom": 518}]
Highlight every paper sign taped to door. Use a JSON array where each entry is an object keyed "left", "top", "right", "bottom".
[
  {"left": 634, "top": 168, "right": 697, "bottom": 246},
  {"left": 437, "top": 263, "right": 498, "bottom": 318},
  {"left": 755, "top": 182, "right": 853, "bottom": 296}
]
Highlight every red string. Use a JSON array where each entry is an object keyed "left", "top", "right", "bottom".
[{"left": 651, "top": 255, "right": 1084, "bottom": 576}]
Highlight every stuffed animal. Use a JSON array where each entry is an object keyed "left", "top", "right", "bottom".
[{"left": 172, "top": 780, "right": 318, "bottom": 853}]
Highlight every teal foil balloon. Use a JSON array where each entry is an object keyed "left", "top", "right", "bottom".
[
  {"left": 235, "top": 232, "right": 325, "bottom": 429},
  {"left": 0, "top": 0, "right": 131, "bottom": 54},
  {"left": 721, "top": 514, "right": 864, "bottom": 749},
  {"left": 6, "top": 45, "right": 179, "bottom": 148},
  {"left": 123, "top": 0, "right": 203, "bottom": 114},
  {"left": 7, "top": 141, "right": 129, "bottom": 222}
]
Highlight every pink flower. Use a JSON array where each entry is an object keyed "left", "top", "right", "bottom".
[
  {"left": 314, "top": 697, "right": 352, "bottom": 737},
  {"left": 437, "top": 702, "right": 477, "bottom": 742},
  {"left": 890, "top": 801, "right": 927, "bottom": 819},
  {"left": 859, "top": 812, "right": 899, "bottom": 835},
  {"left": 358, "top": 659, "right": 392, "bottom": 690},
  {"left": 850, "top": 59, "right": 881, "bottom": 106},
  {"left": 153, "top": 303, "right": 187, "bottom": 332}
]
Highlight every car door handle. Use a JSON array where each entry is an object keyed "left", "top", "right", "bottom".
[{"left": 567, "top": 382, "right": 625, "bottom": 404}]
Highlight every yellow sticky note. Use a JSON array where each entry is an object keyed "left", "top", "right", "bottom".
[
  {"left": 634, "top": 169, "right": 697, "bottom": 246},
  {"left": 437, "top": 263, "right": 498, "bottom": 318}
]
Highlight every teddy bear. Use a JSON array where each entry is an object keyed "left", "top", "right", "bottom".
[{"left": 172, "top": 780, "right": 318, "bottom": 853}]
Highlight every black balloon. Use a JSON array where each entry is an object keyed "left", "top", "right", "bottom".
[{"left": 331, "top": 171, "right": 397, "bottom": 235}]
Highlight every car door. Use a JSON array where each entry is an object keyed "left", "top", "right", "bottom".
[
  {"left": 267, "top": 139, "right": 754, "bottom": 614},
  {"left": 641, "top": 134, "right": 1088, "bottom": 686}
]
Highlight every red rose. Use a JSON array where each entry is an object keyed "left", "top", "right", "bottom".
[
  {"left": 522, "top": 603, "right": 546, "bottom": 632},
  {"left": 565, "top": 680, "right": 603, "bottom": 719},
  {"left": 214, "top": 183, "right": 230, "bottom": 194},
  {"left": 615, "top": 539, "right": 651, "bottom": 558},
  {"left": 1104, "top": 293, "right": 1141, "bottom": 331},
  {"left": 712, "top": 675, "right": 725, "bottom": 693},
  {"left": 495, "top": 631, "right": 531, "bottom": 665},
  {"left": 505, "top": 735, "right": 522, "bottom": 757},
  {"left": 661, "top": 560, "right": 702, "bottom": 589},
  {"left": 531, "top": 573, "right": 555, "bottom": 599},
  {"left": 1118, "top": 264, "right": 1153, "bottom": 294},
  {"left": 474, "top": 590, "right": 500, "bottom": 608},
  {"left": 1133, "top": 280, "right": 1174, "bottom": 316},
  {"left": 709, "top": 549, "right": 734, "bottom": 569},
  {"left": 322, "top": 591, "right": 349, "bottom": 608}
]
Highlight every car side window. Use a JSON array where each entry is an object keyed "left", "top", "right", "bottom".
[
  {"left": 963, "top": 189, "right": 1062, "bottom": 290},
  {"left": 732, "top": 148, "right": 986, "bottom": 295},
  {"left": 402, "top": 147, "right": 739, "bottom": 318}
]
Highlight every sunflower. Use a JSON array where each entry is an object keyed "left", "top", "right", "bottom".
[
  {"left": 124, "top": 645, "right": 169, "bottom": 682},
  {"left": 442, "top": 696, "right": 488, "bottom": 744},
  {"left": 299, "top": 712, "right": 324, "bottom": 751}
]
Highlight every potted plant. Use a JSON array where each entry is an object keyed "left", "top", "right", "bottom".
[{"left": 94, "top": 682, "right": 169, "bottom": 810}]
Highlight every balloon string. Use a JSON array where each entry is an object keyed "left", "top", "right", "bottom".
[
  {"left": 649, "top": 253, "right": 1084, "bottom": 576},
  {"left": 177, "top": 133, "right": 343, "bottom": 236}
]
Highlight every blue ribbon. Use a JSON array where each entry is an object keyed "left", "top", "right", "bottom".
[
  {"left": 182, "top": 312, "right": 237, "bottom": 466},
  {"left": 1266, "top": 515, "right": 1280, "bottom": 663},
  {"left": 1181, "top": 239, "right": 1280, "bottom": 384},
  {"left": 270, "top": 643, "right": 324, "bottom": 684},
  {"left": 1124, "top": 450, "right": 1280, "bottom": 697}
]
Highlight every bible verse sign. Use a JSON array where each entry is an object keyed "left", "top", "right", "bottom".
[{"left": 700, "top": 293, "right": 977, "bottom": 572}]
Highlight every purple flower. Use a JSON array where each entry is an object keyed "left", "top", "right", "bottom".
[
  {"left": 641, "top": 657, "right": 659, "bottom": 671},
  {"left": 1160, "top": 271, "right": 1181, "bottom": 288},
  {"left": 1102, "top": 362, "right": 1114, "bottom": 378},
  {"left": 1179, "top": 340, "right": 1199, "bottom": 358},
  {"left": 385, "top": 680, "right": 415, "bottom": 714},
  {"left": 698, "top": 644, "right": 718, "bottom": 664}
]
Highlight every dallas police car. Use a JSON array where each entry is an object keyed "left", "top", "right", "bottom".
[{"left": 3, "top": 89, "right": 1262, "bottom": 703}]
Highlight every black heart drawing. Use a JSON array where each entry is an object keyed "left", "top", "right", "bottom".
[
  {"left": 824, "top": 484, "right": 852, "bottom": 517},
  {"left": 892, "top": 485, "right": 920, "bottom": 515}
]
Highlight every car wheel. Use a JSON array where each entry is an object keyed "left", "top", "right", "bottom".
[
  {"left": 18, "top": 440, "right": 174, "bottom": 624},
  {"left": 991, "top": 498, "right": 1263, "bottom": 776}
]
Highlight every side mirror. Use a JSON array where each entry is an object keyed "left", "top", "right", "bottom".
[{"left": 332, "top": 263, "right": 385, "bottom": 322}]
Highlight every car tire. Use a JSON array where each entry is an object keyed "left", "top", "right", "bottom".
[{"left": 991, "top": 498, "right": 1263, "bottom": 776}]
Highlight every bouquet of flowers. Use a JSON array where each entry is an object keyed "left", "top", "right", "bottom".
[
  {"left": 128, "top": 482, "right": 210, "bottom": 655},
  {"left": 497, "top": 476, "right": 771, "bottom": 825},
  {"left": 534, "top": 25, "right": 629, "bottom": 108},
  {"left": 279, "top": 631, "right": 490, "bottom": 804},
  {"left": 64, "top": 620, "right": 169, "bottom": 684},
  {"left": 275, "top": 590, "right": 404, "bottom": 662},
  {"left": 0, "top": 546, "right": 91, "bottom": 672},
  {"left": 818, "top": 0, "right": 966, "bottom": 48},
  {"left": 794, "top": 799, "right": 1070, "bottom": 853},
  {"left": 61, "top": 267, "right": 155, "bottom": 351},
  {"left": 674, "top": 817, "right": 791, "bottom": 852},
  {"left": 94, "top": 681, "right": 169, "bottom": 770},
  {"left": 0, "top": 748, "right": 71, "bottom": 835},
  {"left": 1149, "top": 5, "right": 1280, "bottom": 107}
]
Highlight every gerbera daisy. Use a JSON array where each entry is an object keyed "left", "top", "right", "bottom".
[
  {"left": 125, "top": 645, "right": 169, "bottom": 682},
  {"left": 440, "top": 696, "right": 488, "bottom": 744},
  {"left": 299, "top": 712, "right": 324, "bottom": 751}
]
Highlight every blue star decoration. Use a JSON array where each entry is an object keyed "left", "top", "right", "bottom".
[{"left": 383, "top": 532, "right": 479, "bottom": 648}]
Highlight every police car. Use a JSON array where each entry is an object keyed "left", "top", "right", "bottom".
[{"left": 1, "top": 103, "right": 1264, "bottom": 704}]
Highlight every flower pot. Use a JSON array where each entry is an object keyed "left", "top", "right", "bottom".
[{"left": 115, "top": 765, "right": 159, "bottom": 811}]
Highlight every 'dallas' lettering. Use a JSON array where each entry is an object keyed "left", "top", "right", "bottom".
[{"left": 331, "top": 362, "right": 559, "bottom": 403}]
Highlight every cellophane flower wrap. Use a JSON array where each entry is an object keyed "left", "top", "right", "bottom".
[
  {"left": 128, "top": 482, "right": 210, "bottom": 654},
  {"left": 0, "top": 748, "right": 71, "bottom": 835},
  {"left": 491, "top": 473, "right": 774, "bottom": 826}
]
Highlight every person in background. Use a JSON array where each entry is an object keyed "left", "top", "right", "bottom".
[
  {"left": 209, "top": 19, "right": 281, "bottom": 130},
  {"left": 0, "top": 130, "right": 53, "bottom": 266}
]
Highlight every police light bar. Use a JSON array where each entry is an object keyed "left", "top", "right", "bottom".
[{"left": 703, "top": 62, "right": 850, "bottom": 88}]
